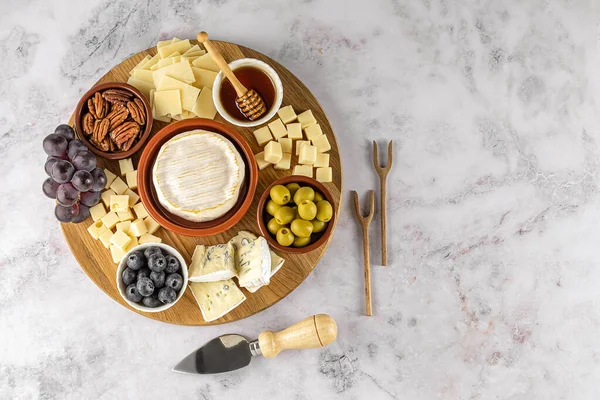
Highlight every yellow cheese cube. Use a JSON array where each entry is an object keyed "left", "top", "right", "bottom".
[
  {"left": 264, "top": 141, "right": 283, "bottom": 164},
  {"left": 297, "top": 110, "right": 317, "bottom": 129},
  {"left": 101, "top": 189, "right": 116, "bottom": 208},
  {"left": 191, "top": 53, "right": 219, "bottom": 72},
  {"left": 274, "top": 152, "right": 292, "bottom": 170},
  {"left": 130, "top": 219, "right": 148, "bottom": 237},
  {"left": 125, "top": 234, "right": 139, "bottom": 252},
  {"left": 110, "top": 245, "right": 127, "bottom": 264},
  {"left": 89, "top": 203, "right": 107, "bottom": 222},
  {"left": 255, "top": 151, "right": 271, "bottom": 170},
  {"left": 87, "top": 220, "right": 108, "bottom": 240},
  {"left": 268, "top": 119, "right": 287, "bottom": 140},
  {"left": 316, "top": 167, "right": 333, "bottom": 183},
  {"left": 191, "top": 67, "right": 218, "bottom": 89},
  {"left": 110, "top": 230, "right": 132, "bottom": 251},
  {"left": 314, "top": 153, "right": 330, "bottom": 168},
  {"left": 253, "top": 126, "right": 272, "bottom": 146},
  {"left": 110, "top": 177, "right": 128, "bottom": 195},
  {"left": 312, "top": 134, "right": 331, "bottom": 153},
  {"left": 98, "top": 229, "right": 113, "bottom": 249},
  {"left": 125, "top": 170, "right": 137, "bottom": 190},
  {"left": 296, "top": 140, "right": 310, "bottom": 156},
  {"left": 277, "top": 105, "right": 297, "bottom": 124},
  {"left": 157, "top": 75, "right": 201, "bottom": 112},
  {"left": 286, "top": 123, "right": 303, "bottom": 140},
  {"left": 123, "top": 189, "right": 139, "bottom": 207},
  {"left": 117, "top": 209, "right": 135, "bottom": 222},
  {"left": 133, "top": 202, "right": 149, "bottom": 219},
  {"left": 292, "top": 165, "right": 313, "bottom": 178},
  {"left": 304, "top": 124, "right": 323, "bottom": 141},
  {"left": 104, "top": 169, "right": 117, "bottom": 189},
  {"left": 144, "top": 216, "right": 160, "bottom": 234},
  {"left": 116, "top": 221, "right": 131, "bottom": 234},
  {"left": 191, "top": 87, "right": 216, "bottom": 119},
  {"left": 298, "top": 144, "right": 317, "bottom": 165},
  {"left": 101, "top": 211, "right": 120, "bottom": 230},
  {"left": 278, "top": 138, "right": 292, "bottom": 153},
  {"left": 110, "top": 195, "right": 129, "bottom": 213},
  {"left": 139, "top": 233, "right": 163, "bottom": 244},
  {"left": 154, "top": 90, "right": 183, "bottom": 117}
]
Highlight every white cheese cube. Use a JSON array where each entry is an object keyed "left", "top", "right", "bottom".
[
  {"left": 101, "top": 189, "right": 116, "bottom": 208},
  {"left": 278, "top": 138, "right": 292, "bottom": 154},
  {"left": 139, "top": 233, "right": 163, "bottom": 244},
  {"left": 87, "top": 220, "right": 108, "bottom": 240},
  {"left": 98, "top": 229, "right": 113, "bottom": 249},
  {"left": 118, "top": 158, "right": 134, "bottom": 176},
  {"left": 110, "top": 245, "right": 127, "bottom": 264},
  {"left": 125, "top": 234, "right": 139, "bottom": 252},
  {"left": 109, "top": 230, "right": 132, "bottom": 251},
  {"left": 312, "top": 134, "right": 331, "bottom": 153},
  {"left": 253, "top": 126, "right": 272, "bottom": 146},
  {"left": 304, "top": 124, "right": 323, "bottom": 141},
  {"left": 144, "top": 216, "right": 160, "bottom": 234},
  {"left": 116, "top": 221, "right": 131, "bottom": 234},
  {"left": 110, "top": 177, "right": 128, "bottom": 195},
  {"left": 104, "top": 169, "right": 117, "bottom": 189},
  {"left": 133, "top": 202, "right": 149, "bottom": 219},
  {"left": 274, "top": 152, "right": 292, "bottom": 170},
  {"left": 125, "top": 170, "right": 138, "bottom": 190},
  {"left": 110, "top": 195, "right": 130, "bottom": 213},
  {"left": 292, "top": 165, "right": 313, "bottom": 178},
  {"left": 286, "top": 122, "right": 303, "bottom": 140},
  {"left": 117, "top": 210, "right": 134, "bottom": 222},
  {"left": 123, "top": 188, "right": 139, "bottom": 207},
  {"left": 314, "top": 153, "right": 330, "bottom": 168},
  {"left": 101, "top": 211, "right": 120, "bottom": 230},
  {"left": 236, "top": 237, "right": 271, "bottom": 288},
  {"left": 295, "top": 140, "right": 310, "bottom": 156},
  {"left": 130, "top": 218, "right": 148, "bottom": 237},
  {"left": 277, "top": 105, "right": 297, "bottom": 124},
  {"left": 316, "top": 167, "right": 333, "bottom": 183},
  {"left": 297, "top": 110, "right": 317, "bottom": 129},
  {"left": 189, "top": 280, "right": 246, "bottom": 322},
  {"left": 89, "top": 203, "right": 107, "bottom": 222},
  {"left": 267, "top": 118, "right": 287, "bottom": 140},
  {"left": 188, "top": 243, "right": 237, "bottom": 282},
  {"left": 298, "top": 144, "right": 317, "bottom": 165},
  {"left": 264, "top": 141, "right": 283, "bottom": 164},
  {"left": 255, "top": 152, "right": 271, "bottom": 170}
]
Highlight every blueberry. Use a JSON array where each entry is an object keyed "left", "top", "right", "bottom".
[
  {"left": 158, "top": 287, "right": 177, "bottom": 304},
  {"left": 148, "top": 253, "right": 166, "bottom": 272},
  {"left": 164, "top": 255, "right": 180, "bottom": 273},
  {"left": 126, "top": 251, "right": 145, "bottom": 270},
  {"left": 137, "top": 267, "right": 151, "bottom": 281},
  {"left": 136, "top": 277, "right": 155, "bottom": 297},
  {"left": 144, "top": 246, "right": 163, "bottom": 259},
  {"left": 125, "top": 284, "right": 142, "bottom": 303},
  {"left": 150, "top": 270, "right": 165, "bottom": 288},
  {"left": 122, "top": 268, "right": 137, "bottom": 285},
  {"left": 165, "top": 273, "right": 183, "bottom": 291},
  {"left": 142, "top": 295, "right": 163, "bottom": 308}
]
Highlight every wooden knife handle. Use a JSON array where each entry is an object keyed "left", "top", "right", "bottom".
[{"left": 258, "top": 314, "right": 338, "bottom": 358}]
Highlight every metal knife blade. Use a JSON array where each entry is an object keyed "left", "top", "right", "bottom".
[{"left": 172, "top": 334, "right": 260, "bottom": 375}]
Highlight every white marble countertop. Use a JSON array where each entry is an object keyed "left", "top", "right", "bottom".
[{"left": 2, "top": 0, "right": 600, "bottom": 398}]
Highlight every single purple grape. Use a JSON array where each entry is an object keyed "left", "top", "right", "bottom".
[
  {"left": 51, "top": 160, "right": 75, "bottom": 183},
  {"left": 90, "top": 168, "right": 107, "bottom": 191},
  {"left": 43, "top": 134, "right": 68, "bottom": 157},
  {"left": 71, "top": 170, "right": 93, "bottom": 192},
  {"left": 54, "top": 124, "right": 75, "bottom": 141},
  {"left": 71, "top": 151, "right": 96, "bottom": 172},
  {"left": 80, "top": 190, "right": 101, "bottom": 207},
  {"left": 71, "top": 204, "right": 90, "bottom": 223},
  {"left": 56, "top": 182, "right": 79, "bottom": 206},
  {"left": 55, "top": 203, "right": 79, "bottom": 223},
  {"left": 44, "top": 156, "right": 61, "bottom": 176},
  {"left": 67, "top": 140, "right": 88, "bottom": 160},
  {"left": 42, "top": 178, "right": 60, "bottom": 199}
]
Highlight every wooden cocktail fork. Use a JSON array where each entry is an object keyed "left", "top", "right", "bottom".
[
  {"left": 197, "top": 31, "right": 267, "bottom": 120},
  {"left": 373, "top": 141, "right": 393, "bottom": 266},
  {"left": 352, "top": 190, "right": 375, "bottom": 316}
]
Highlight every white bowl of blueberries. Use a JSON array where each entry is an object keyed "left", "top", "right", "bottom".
[{"left": 116, "top": 243, "right": 188, "bottom": 312}]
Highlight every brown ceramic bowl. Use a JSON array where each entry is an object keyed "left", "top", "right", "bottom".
[
  {"left": 74, "top": 82, "right": 152, "bottom": 160},
  {"left": 137, "top": 119, "right": 258, "bottom": 237},
  {"left": 257, "top": 176, "right": 336, "bottom": 254}
]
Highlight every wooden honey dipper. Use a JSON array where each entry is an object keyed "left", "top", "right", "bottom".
[{"left": 197, "top": 31, "right": 267, "bottom": 121}]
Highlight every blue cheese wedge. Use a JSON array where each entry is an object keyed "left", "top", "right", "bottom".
[
  {"left": 188, "top": 243, "right": 236, "bottom": 282},
  {"left": 235, "top": 236, "right": 271, "bottom": 288},
  {"left": 189, "top": 280, "right": 246, "bottom": 322}
]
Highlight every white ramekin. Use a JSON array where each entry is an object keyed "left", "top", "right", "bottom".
[
  {"left": 116, "top": 243, "right": 188, "bottom": 313},
  {"left": 212, "top": 58, "right": 283, "bottom": 128}
]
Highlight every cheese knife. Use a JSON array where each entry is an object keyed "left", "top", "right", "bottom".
[{"left": 172, "top": 314, "right": 338, "bottom": 375}]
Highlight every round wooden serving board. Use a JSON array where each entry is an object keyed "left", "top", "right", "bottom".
[{"left": 61, "top": 40, "right": 342, "bottom": 325}]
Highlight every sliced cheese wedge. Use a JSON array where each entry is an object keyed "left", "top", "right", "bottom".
[
  {"left": 235, "top": 236, "right": 271, "bottom": 288},
  {"left": 156, "top": 75, "right": 200, "bottom": 112},
  {"left": 189, "top": 280, "right": 246, "bottom": 322},
  {"left": 192, "top": 53, "right": 220, "bottom": 72},
  {"left": 188, "top": 243, "right": 237, "bottom": 282},
  {"left": 191, "top": 67, "right": 218, "bottom": 89}
]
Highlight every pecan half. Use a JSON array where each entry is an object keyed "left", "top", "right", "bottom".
[
  {"left": 82, "top": 113, "right": 95, "bottom": 136},
  {"left": 91, "top": 137, "right": 110, "bottom": 152},
  {"left": 127, "top": 99, "right": 145, "bottom": 125},
  {"left": 107, "top": 106, "right": 129, "bottom": 129},
  {"left": 87, "top": 98, "right": 97, "bottom": 119},
  {"left": 93, "top": 92, "right": 107, "bottom": 118},
  {"left": 110, "top": 121, "right": 140, "bottom": 148},
  {"left": 93, "top": 118, "right": 110, "bottom": 143},
  {"left": 109, "top": 138, "right": 117, "bottom": 152},
  {"left": 102, "top": 89, "right": 132, "bottom": 107}
]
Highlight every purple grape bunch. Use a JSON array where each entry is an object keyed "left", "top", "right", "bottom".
[{"left": 42, "top": 124, "right": 107, "bottom": 223}]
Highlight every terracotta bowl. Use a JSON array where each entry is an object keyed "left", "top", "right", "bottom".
[
  {"left": 256, "top": 176, "right": 336, "bottom": 254},
  {"left": 74, "top": 82, "right": 153, "bottom": 160},
  {"left": 137, "top": 119, "right": 258, "bottom": 237}
]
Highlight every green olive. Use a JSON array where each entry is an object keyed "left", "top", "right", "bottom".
[
  {"left": 311, "top": 219, "right": 327, "bottom": 233},
  {"left": 274, "top": 206, "right": 296, "bottom": 225},
  {"left": 270, "top": 185, "right": 291, "bottom": 205},
  {"left": 276, "top": 227, "right": 295, "bottom": 246},
  {"left": 266, "top": 199, "right": 281, "bottom": 216},
  {"left": 286, "top": 183, "right": 301, "bottom": 199},
  {"left": 316, "top": 200, "right": 333, "bottom": 222},
  {"left": 314, "top": 192, "right": 324, "bottom": 202},
  {"left": 267, "top": 218, "right": 284, "bottom": 235},
  {"left": 293, "top": 186, "right": 315, "bottom": 205},
  {"left": 293, "top": 236, "right": 311, "bottom": 247},
  {"left": 298, "top": 200, "right": 317, "bottom": 220},
  {"left": 290, "top": 219, "right": 314, "bottom": 238}
]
